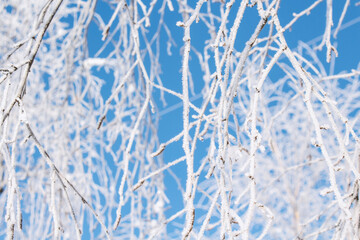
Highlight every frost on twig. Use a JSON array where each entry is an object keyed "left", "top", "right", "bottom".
[{"left": 0, "top": 0, "right": 360, "bottom": 239}]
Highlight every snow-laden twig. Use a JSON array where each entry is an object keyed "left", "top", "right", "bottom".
[
  {"left": 315, "top": 0, "right": 338, "bottom": 63},
  {"left": 273, "top": 11, "right": 352, "bottom": 219}
]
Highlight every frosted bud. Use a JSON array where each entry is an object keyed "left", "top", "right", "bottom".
[
  {"left": 320, "top": 187, "right": 333, "bottom": 196},
  {"left": 176, "top": 21, "right": 185, "bottom": 27}
]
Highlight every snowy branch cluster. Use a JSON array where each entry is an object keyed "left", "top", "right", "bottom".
[{"left": 1, "top": 0, "right": 360, "bottom": 239}]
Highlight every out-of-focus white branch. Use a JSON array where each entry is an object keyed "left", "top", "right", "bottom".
[{"left": 333, "top": 0, "right": 350, "bottom": 38}]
